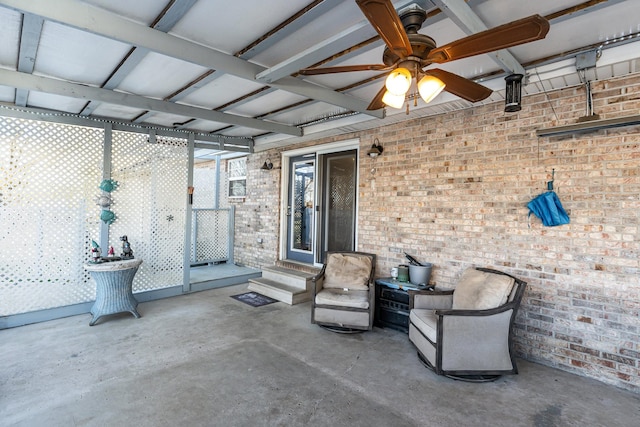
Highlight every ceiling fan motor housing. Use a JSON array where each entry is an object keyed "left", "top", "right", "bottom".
[
  {"left": 383, "top": 8, "right": 435, "bottom": 68},
  {"left": 383, "top": 33, "right": 437, "bottom": 66}
]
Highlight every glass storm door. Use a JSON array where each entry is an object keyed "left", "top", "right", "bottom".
[
  {"left": 286, "top": 155, "right": 315, "bottom": 263},
  {"left": 321, "top": 150, "right": 357, "bottom": 262}
]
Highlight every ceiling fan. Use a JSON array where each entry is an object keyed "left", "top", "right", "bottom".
[{"left": 299, "top": 0, "right": 550, "bottom": 111}]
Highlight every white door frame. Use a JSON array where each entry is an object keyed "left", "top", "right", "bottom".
[{"left": 279, "top": 138, "right": 360, "bottom": 265}]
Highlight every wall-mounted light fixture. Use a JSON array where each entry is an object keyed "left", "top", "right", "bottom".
[
  {"left": 367, "top": 138, "right": 383, "bottom": 158},
  {"left": 260, "top": 159, "right": 274, "bottom": 170},
  {"left": 504, "top": 73, "right": 524, "bottom": 113}
]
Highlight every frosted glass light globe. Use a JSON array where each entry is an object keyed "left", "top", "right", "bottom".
[
  {"left": 381, "top": 91, "right": 405, "bottom": 109},
  {"left": 418, "top": 75, "right": 446, "bottom": 103},
  {"left": 385, "top": 67, "right": 411, "bottom": 96}
]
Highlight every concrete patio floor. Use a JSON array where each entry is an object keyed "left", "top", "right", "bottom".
[{"left": 1, "top": 283, "right": 638, "bottom": 426}]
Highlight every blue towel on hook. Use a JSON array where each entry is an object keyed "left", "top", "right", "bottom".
[{"left": 527, "top": 191, "right": 570, "bottom": 227}]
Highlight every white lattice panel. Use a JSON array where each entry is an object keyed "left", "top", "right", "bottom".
[
  {"left": 109, "top": 133, "right": 187, "bottom": 292},
  {"left": 193, "top": 165, "right": 216, "bottom": 209},
  {"left": 0, "top": 117, "right": 102, "bottom": 315},
  {"left": 191, "top": 209, "right": 230, "bottom": 263}
]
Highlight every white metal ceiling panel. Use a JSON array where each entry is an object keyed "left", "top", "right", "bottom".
[
  {"left": 34, "top": 21, "right": 131, "bottom": 86},
  {"left": 170, "top": 0, "right": 306, "bottom": 55},
  {"left": 266, "top": 100, "right": 350, "bottom": 126},
  {"left": 224, "top": 89, "right": 308, "bottom": 118},
  {"left": 0, "top": 8, "right": 20, "bottom": 68},
  {"left": 25, "top": 91, "right": 89, "bottom": 113},
  {"left": 219, "top": 126, "right": 266, "bottom": 138},
  {"left": 140, "top": 111, "right": 201, "bottom": 128},
  {"left": 83, "top": 0, "right": 168, "bottom": 25},
  {"left": 0, "top": 84, "right": 16, "bottom": 102},
  {"left": 90, "top": 103, "right": 147, "bottom": 121},
  {"left": 506, "top": 2, "right": 640, "bottom": 65},
  {"left": 250, "top": 1, "right": 364, "bottom": 67},
  {"left": 179, "top": 119, "right": 231, "bottom": 133},
  {"left": 116, "top": 51, "right": 210, "bottom": 99},
  {"left": 178, "top": 74, "right": 266, "bottom": 110}
]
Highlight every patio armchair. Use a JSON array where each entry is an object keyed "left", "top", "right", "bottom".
[
  {"left": 311, "top": 251, "right": 376, "bottom": 333},
  {"left": 408, "top": 267, "right": 527, "bottom": 381}
]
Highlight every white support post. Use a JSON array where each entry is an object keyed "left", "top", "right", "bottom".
[
  {"left": 182, "top": 133, "right": 195, "bottom": 292},
  {"left": 100, "top": 123, "right": 112, "bottom": 256}
]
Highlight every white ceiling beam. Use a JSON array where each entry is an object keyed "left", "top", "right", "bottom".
[
  {"left": 0, "top": 69, "right": 302, "bottom": 136},
  {"left": 429, "top": 0, "right": 526, "bottom": 75},
  {"left": 15, "top": 12, "right": 44, "bottom": 106},
  {"left": 256, "top": 20, "right": 377, "bottom": 84},
  {"left": 0, "top": 0, "right": 383, "bottom": 119},
  {"left": 239, "top": 0, "right": 345, "bottom": 59}
]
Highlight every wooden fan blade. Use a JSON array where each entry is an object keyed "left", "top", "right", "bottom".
[
  {"left": 367, "top": 84, "right": 388, "bottom": 110},
  {"left": 356, "top": 0, "right": 412, "bottom": 57},
  {"left": 299, "top": 64, "right": 391, "bottom": 76},
  {"left": 426, "top": 15, "right": 550, "bottom": 64},
  {"left": 426, "top": 68, "right": 492, "bottom": 102}
]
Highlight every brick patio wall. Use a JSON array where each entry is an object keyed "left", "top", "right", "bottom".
[{"left": 234, "top": 73, "right": 640, "bottom": 393}]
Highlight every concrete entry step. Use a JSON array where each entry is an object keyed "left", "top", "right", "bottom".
[
  {"left": 275, "top": 259, "right": 321, "bottom": 276},
  {"left": 248, "top": 262, "right": 321, "bottom": 305},
  {"left": 248, "top": 278, "right": 311, "bottom": 305}
]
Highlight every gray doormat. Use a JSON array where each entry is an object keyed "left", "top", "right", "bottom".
[{"left": 231, "top": 291, "right": 278, "bottom": 307}]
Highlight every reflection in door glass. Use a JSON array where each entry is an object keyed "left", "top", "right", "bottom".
[{"left": 292, "top": 161, "right": 314, "bottom": 252}]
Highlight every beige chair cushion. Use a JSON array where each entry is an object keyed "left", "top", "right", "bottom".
[
  {"left": 452, "top": 268, "right": 515, "bottom": 310},
  {"left": 323, "top": 253, "right": 372, "bottom": 291},
  {"left": 315, "top": 288, "right": 369, "bottom": 309},
  {"left": 409, "top": 309, "right": 438, "bottom": 343}
]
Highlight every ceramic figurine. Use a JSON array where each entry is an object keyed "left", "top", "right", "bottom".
[
  {"left": 91, "top": 240, "right": 101, "bottom": 261},
  {"left": 120, "top": 235, "right": 134, "bottom": 259}
]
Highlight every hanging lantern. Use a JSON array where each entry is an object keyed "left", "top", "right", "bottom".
[{"left": 505, "top": 73, "right": 523, "bottom": 113}]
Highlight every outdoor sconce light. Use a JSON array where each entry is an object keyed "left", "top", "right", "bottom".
[
  {"left": 505, "top": 73, "right": 524, "bottom": 113},
  {"left": 260, "top": 159, "right": 274, "bottom": 170},
  {"left": 367, "top": 138, "right": 383, "bottom": 158}
]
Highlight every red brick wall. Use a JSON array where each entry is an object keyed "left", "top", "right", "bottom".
[{"left": 234, "top": 73, "right": 640, "bottom": 392}]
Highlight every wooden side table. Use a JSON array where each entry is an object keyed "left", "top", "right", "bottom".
[
  {"left": 375, "top": 278, "right": 433, "bottom": 333},
  {"left": 84, "top": 258, "right": 142, "bottom": 326}
]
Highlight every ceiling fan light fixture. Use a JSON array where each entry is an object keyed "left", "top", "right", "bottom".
[
  {"left": 382, "top": 90, "right": 405, "bottom": 109},
  {"left": 385, "top": 67, "right": 412, "bottom": 95},
  {"left": 417, "top": 75, "right": 446, "bottom": 103}
]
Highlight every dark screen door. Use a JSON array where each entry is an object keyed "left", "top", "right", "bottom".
[{"left": 321, "top": 150, "right": 357, "bottom": 261}]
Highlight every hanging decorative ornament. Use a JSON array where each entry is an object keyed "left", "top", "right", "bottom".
[
  {"left": 99, "top": 179, "right": 119, "bottom": 193},
  {"left": 95, "top": 194, "right": 113, "bottom": 208},
  {"left": 97, "top": 179, "right": 118, "bottom": 224},
  {"left": 100, "top": 209, "right": 116, "bottom": 225}
]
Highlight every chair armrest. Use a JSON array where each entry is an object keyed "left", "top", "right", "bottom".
[
  {"left": 434, "top": 299, "right": 519, "bottom": 317},
  {"left": 408, "top": 289, "right": 454, "bottom": 310},
  {"left": 311, "top": 266, "right": 326, "bottom": 298}
]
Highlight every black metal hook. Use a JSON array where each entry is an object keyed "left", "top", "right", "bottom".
[{"left": 547, "top": 168, "right": 555, "bottom": 191}]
